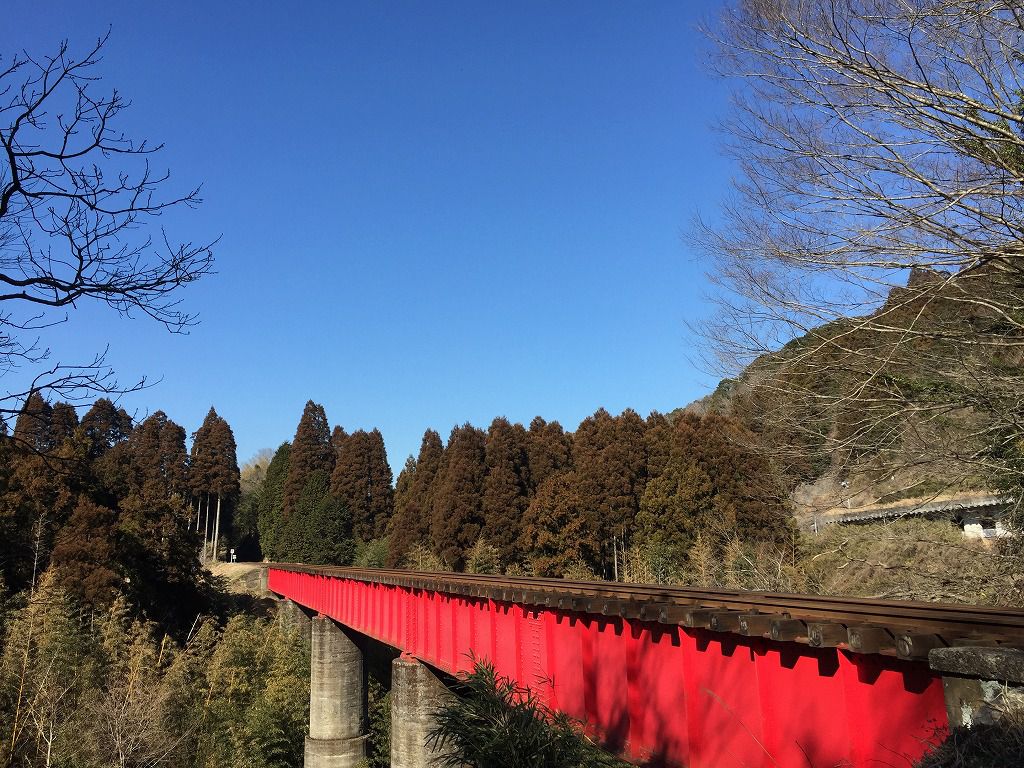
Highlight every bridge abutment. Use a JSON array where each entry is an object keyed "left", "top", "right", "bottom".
[
  {"left": 305, "top": 615, "right": 367, "bottom": 768},
  {"left": 929, "top": 647, "right": 1024, "bottom": 727},
  {"left": 391, "top": 653, "right": 455, "bottom": 768}
]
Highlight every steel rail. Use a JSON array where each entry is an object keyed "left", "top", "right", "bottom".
[{"left": 265, "top": 563, "right": 1024, "bottom": 652}]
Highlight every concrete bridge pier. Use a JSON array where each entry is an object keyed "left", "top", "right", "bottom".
[
  {"left": 279, "top": 598, "right": 312, "bottom": 637},
  {"left": 305, "top": 615, "right": 367, "bottom": 768},
  {"left": 391, "top": 653, "right": 455, "bottom": 768}
]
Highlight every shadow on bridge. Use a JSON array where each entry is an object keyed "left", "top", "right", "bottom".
[{"left": 570, "top": 619, "right": 944, "bottom": 768}]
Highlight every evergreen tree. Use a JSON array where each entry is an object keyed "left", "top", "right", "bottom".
[
  {"left": 330, "top": 425, "right": 348, "bottom": 461},
  {"left": 49, "top": 402, "right": 79, "bottom": 447},
  {"left": 571, "top": 408, "right": 648, "bottom": 573},
  {"left": 481, "top": 417, "right": 530, "bottom": 566},
  {"left": 526, "top": 416, "right": 572, "bottom": 493},
  {"left": 330, "top": 429, "right": 394, "bottom": 543},
  {"left": 635, "top": 414, "right": 792, "bottom": 560},
  {"left": 257, "top": 442, "right": 291, "bottom": 561},
  {"left": 119, "top": 411, "right": 199, "bottom": 628},
  {"left": 282, "top": 470, "right": 353, "bottom": 565},
  {"left": 209, "top": 413, "right": 241, "bottom": 561},
  {"left": 282, "top": 401, "right": 333, "bottom": 519},
  {"left": 644, "top": 411, "right": 674, "bottom": 479},
  {"left": 393, "top": 455, "right": 416, "bottom": 519},
  {"left": 636, "top": 459, "right": 715, "bottom": 563},
  {"left": 233, "top": 491, "right": 262, "bottom": 561},
  {"left": 189, "top": 409, "right": 217, "bottom": 541},
  {"left": 520, "top": 472, "right": 592, "bottom": 577},
  {"left": 50, "top": 496, "right": 121, "bottom": 609},
  {"left": 128, "top": 411, "right": 189, "bottom": 502},
  {"left": 673, "top": 414, "right": 792, "bottom": 545},
  {"left": 0, "top": 406, "right": 79, "bottom": 593},
  {"left": 90, "top": 439, "right": 136, "bottom": 508},
  {"left": 366, "top": 429, "right": 394, "bottom": 538},
  {"left": 387, "top": 430, "right": 442, "bottom": 567},
  {"left": 80, "top": 397, "right": 133, "bottom": 458},
  {"left": 12, "top": 392, "right": 52, "bottom": 453},
  {"left": 430, "top": 424, "right": 486, "bottom": 568}
]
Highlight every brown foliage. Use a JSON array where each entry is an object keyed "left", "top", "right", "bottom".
[
  {"left": 282, "top": 401, "right": 333, "bottom": 518},
  {"left": 331, "top": 428, "right": 394, "bottom": 543},
  {"left": 50, "top": 497, "right": 120, "bottom": 609},
  {"left": 481, "top": 417, "right": 531, "bottom": 566},
  {"left": 80, "top": 399, "right": 133, "bottom": 459},
  {"left": 387, "top": 429, "right": 443, "bottom": 567},
  {"left": 526, "top": 416, "right": 571, "bottom": 493},
  {"left": 430, "top": 424, "right": 486, "bottom": 569},
  {"left": 520, "top": 472, "right": 593, "bottom": 577},
  {"left": 127, "top": 411, "right": 189, "bottom": 503},
  {"left": 572, "top": 408, "right": 648, "bottom": 573},
  {"left": 190, "top": 407, "right": 240, "bottom": 499},
  {"left": 12, "top": 393, "right": 53, "bottom": 454}
]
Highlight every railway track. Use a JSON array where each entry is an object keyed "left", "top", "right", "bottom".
[{"left": 266, "top": 563, "right": 1024, "bottom": 659}]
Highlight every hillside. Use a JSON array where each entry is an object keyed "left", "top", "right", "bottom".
[{"left": 686, "top": 267, "right": 1021, "bottom": 521}]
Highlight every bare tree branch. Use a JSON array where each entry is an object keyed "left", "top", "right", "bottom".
[
  {"left": 0, "top": 32, "right": 214, "bottom": 426},
  {"left": 696, "top": 1, "right": 1024, "bottom": 519}
]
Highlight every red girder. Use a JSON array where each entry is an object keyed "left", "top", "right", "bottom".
[{"left": 268, "top": 567, "right": 947, "bottom": 768}]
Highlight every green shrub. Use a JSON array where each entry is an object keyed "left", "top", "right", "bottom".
[
  {"left": 427, "top": 659, "right": 628, "bottom": 768},
  {"left": 354, "top": 538, "right": 389, "bottom": 568},
  {"left": 366, "top": 675, "right": 391, "bottom": 768}
]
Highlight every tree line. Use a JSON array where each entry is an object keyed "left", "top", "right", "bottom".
[
  {"left": 0, "top": 395, "right": 238, "bottom": 630},
  {"left": 250, "top": 400, "right": 794, "bottom": 578},
  {"left": 0, "top": 388, "right": 795, "bottom": 625}
]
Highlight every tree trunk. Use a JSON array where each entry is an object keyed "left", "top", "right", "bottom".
[
  {"left": 203, "top": 495, "right": 211, "bottom": 562},
  {"left": 212, "top": 494, "right": 222, "bottom": 563}
]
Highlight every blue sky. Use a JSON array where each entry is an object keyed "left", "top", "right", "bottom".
[{"left": 6, "top": 1, "right": 731, "bottom": 468}]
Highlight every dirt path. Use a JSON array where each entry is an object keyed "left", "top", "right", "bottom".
[{"left": 207, "top": 560, "right": 265, "bottom": 595}]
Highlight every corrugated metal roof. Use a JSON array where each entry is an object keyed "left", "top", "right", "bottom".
[{"left": 819, "top": 495, "right": 1013, "bottom": 527}]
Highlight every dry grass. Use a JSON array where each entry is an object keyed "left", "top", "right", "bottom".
[{"left": 915, "top": 718, "right": 1024, "bottom": 768}]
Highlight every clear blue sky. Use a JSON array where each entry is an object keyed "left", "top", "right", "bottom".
[{"left": 7, "top": 1, "right": 731, "bottom": 468}]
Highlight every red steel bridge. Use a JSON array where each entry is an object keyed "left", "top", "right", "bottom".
[{"left": 267, "top": 564, "right": 1024, "bottom": 768}]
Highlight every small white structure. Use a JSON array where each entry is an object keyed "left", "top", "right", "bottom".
[{"left": 960, "top": 516, "right": 1012, "bottom": 540}]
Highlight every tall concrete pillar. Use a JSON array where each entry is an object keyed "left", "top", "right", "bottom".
[
  {"left": 279, "top": 599, "right": 312, "bottom": 640},
  {"left": 391, "top": 653, "right": 455, "bottom": 768},
  {"left": 305, "top": 615, "right": 367, "bottom": 768}
]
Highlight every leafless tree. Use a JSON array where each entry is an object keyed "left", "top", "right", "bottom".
[
  {"left": 697, "top": 1, "right": 1024, "bottom": 517},
  {"left": 0, "top": 32, "right": 214, "bottom": 435}
]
